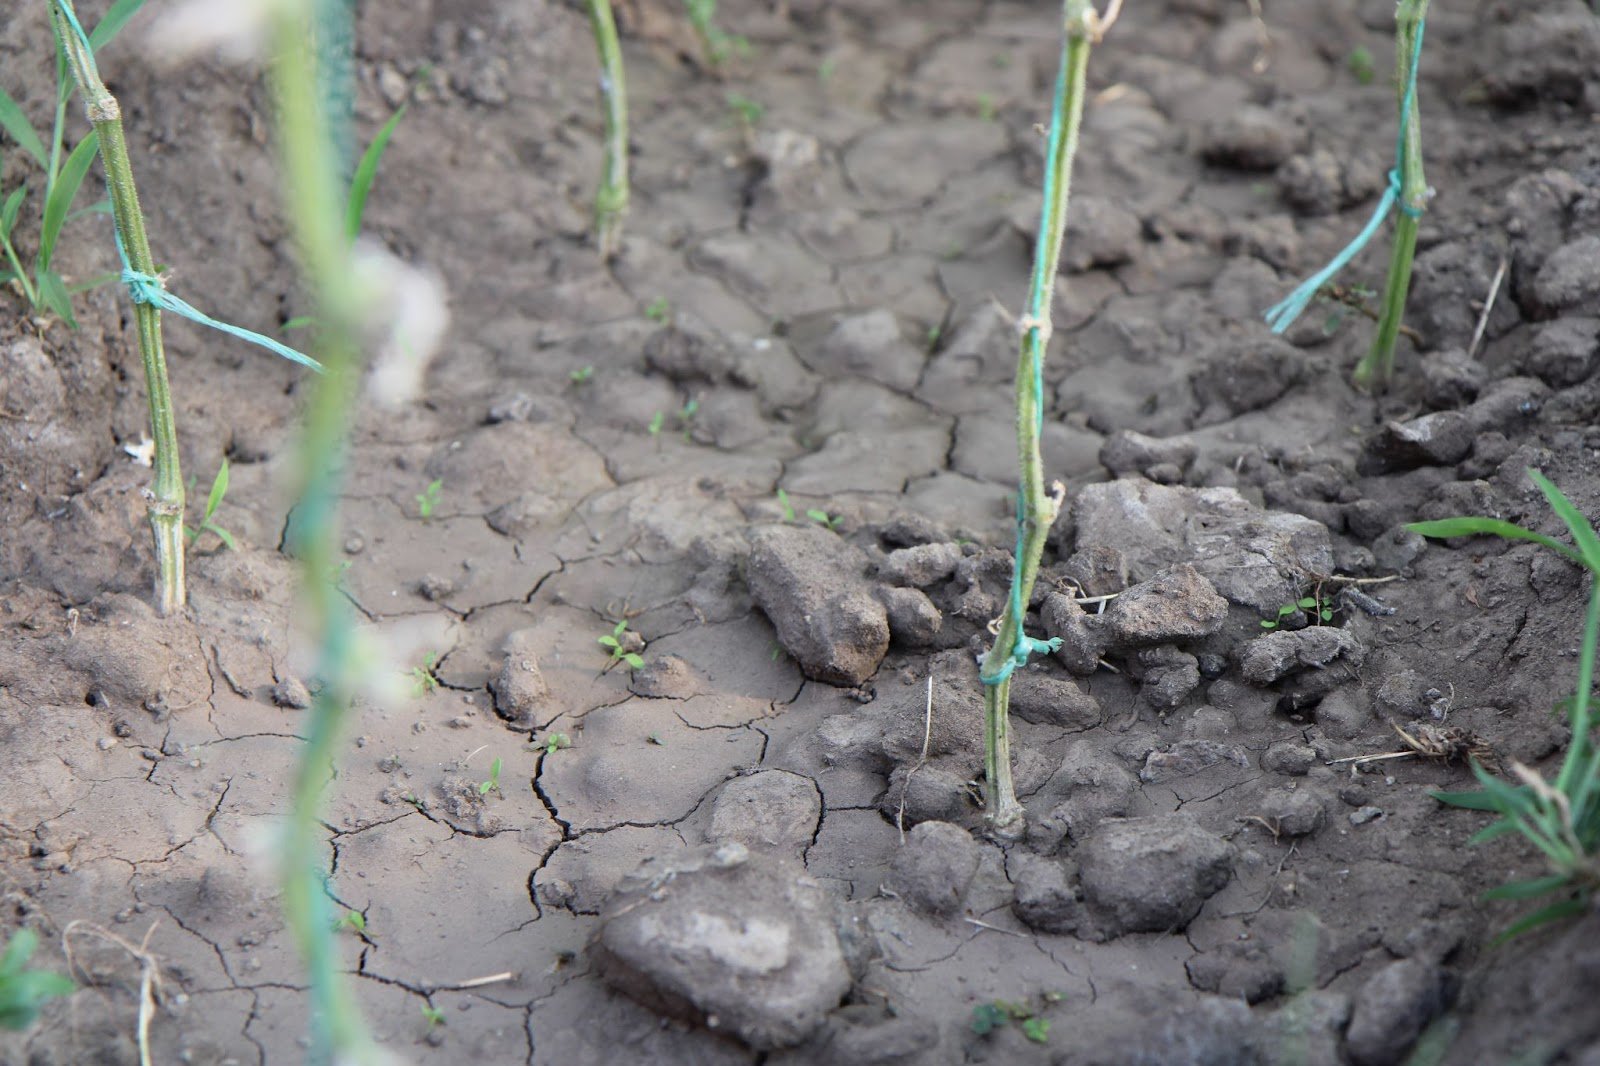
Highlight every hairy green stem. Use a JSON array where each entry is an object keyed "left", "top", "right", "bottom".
[
  {"left": 48, "top": 0, "right": 185, "bottom": 615},
  {"left": 1354, "top": 0, "right": 1428, "bottom": 389},
  {"left": 978, "top": 0, "right": 1100, "bottom": 838},
  {"left": 586, "top": 0, "right": 629, "bottom": 258},
  {"left": 267, "top": 2, "right": 378, "bottom": 1061}
]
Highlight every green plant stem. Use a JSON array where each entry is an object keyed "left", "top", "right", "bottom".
[
  {"left": 1, "top": 232, "right": 39, "bottom": 307},
  {"left": 48, "top": 0, "right": 184, "bottom": 615},
  {"left": 978, "top": 0, "right": 1097, "bottom": 838},
  {"left": 585, "top": 0, "right": 629, "bottom": 259},
  {"left": 266, "top": 2, "right": 378, "bottom": 1061},
  {"left": 1354, "top": 0, "right": 1428, "bottom": 389}
]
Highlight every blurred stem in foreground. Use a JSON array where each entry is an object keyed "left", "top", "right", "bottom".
[{"left": 265, "top": 0, "right": 380, "bottom": 1060}]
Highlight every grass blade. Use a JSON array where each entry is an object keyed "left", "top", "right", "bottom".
[
  {"left": 88, "top": 0, "right": 151, "bottom": 51},
  {"left": 345, "top": 103, "right": 406, "bottom": 238},
  {"left": 1490, "top": 896, "right": 1588, "bottom": 945},
  {"left": 1482, "top": 874, "right": 1572, "bottom": 902},
  {"left": 36, "top": 269, "right": 78, "bottom": 328},
  {"left": 1406, "top": 516, "right": 1583, "bottom": 568},
  {"left": 1, "top": 186, "right": 26, "bottom": 239},
  {"left": 0, "top": 89, "right": 47, "bottom": 168},
  {"left": 36, "top": 131, "right": 98, "bottom": 273},
  {"left": 1529, "top": 469, "right": 1600, "bottom": 574},
  {"left": 205, "top": 459, "right": 231, "bottom": 521}
]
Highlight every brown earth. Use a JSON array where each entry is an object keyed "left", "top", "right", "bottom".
[{"left": 3, "top": 0, "right": 1600, "bottom": 1063}]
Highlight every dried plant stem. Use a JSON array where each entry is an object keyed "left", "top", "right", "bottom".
[
  {"left": 49, "top": 1, "right": 184, "bottom": 615},
  {"left": 979, "top": 0, "right": 1104, "bottom": 839},
  {"left": 587, "top": 0, "right": 630, "bottom": 258},
  {"left": 1354, "top": 0, "right": 1429, "bottom": 389},
  {"left": 266, "top": 2, "right": 379, "bottom": 1061}
]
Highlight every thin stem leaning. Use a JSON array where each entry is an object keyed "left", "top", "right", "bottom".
[
  {"left": 48, "top": 0, "right": 185, "bottom": 615},
  {"left": 1354, "top": 0, "right": 1429, "bottom": 389},
  {"left": 978, "top": 0, "right": 1100, "bottom": 838},
  {"left": 586, "top": 0, "right": 629, "bottom": 259},
  {"left": 266, "top": 2, "right": 380, "bottom": 1061}
]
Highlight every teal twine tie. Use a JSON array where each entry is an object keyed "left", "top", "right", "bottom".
[
  {"left": 1264, "top": 15, "right": 1427, "bottom": 334},
  {"left": 56, "top": 0, "right": 321, "bottom": 373}
]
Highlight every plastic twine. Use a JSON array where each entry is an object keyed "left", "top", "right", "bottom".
[
  {"left": 1263, "top": 14, "right": 1428, "bottom": 334},
  {"left": 54, "top": 0, "right": 322, "bottom": 373},
  {"left": 979, "top": 41, "right": 1072, "bottom": 690}
]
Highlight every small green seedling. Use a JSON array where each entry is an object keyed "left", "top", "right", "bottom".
[
  {"left": 185, "top": 459, "right": 237, "bottom": 551},
  {"left": 970, "top": 997, "right": 1055, "bottom": 1044},
  {"left": 976, "top": 92, "right": 997, "bottom": 122},
  {"left": 684, "top": 0, "right": 749, "bottom": 67},
  {"left": 726, "top": 93, "right": 764, "bottom": 128},
  {"left": 677, "top": 398, "right": 699, "bottom": 441},
  {"left": 598, "top": 620, "right": 644, "bottom": 671},
  {"left": 420, "top": 1004, "right": 445, "bottom": 1028},
  {"left": 776, "top": 488, "right": 798, "bottom": 522},
  {"left": 569, "top": 365, "right": 595, "bottom": 386},
  {"left": 346, "top": 102, "right": 408, "bottom": 238},
  {"left": 542, "top": 732, "right": 572, "bottom": 757},
  {"left": 409, "top": 652, "right": 440, "bottom": 696},
  {"left": 1413, "top": 470, "right": 1600, "bottom": 938},
  {"left": 0, "top": 928, "right": 74, "bottom": 1032},
  {"left": 1261, "top": 595, "right": 1334, "bottom": 629},
  {"left": 647, "top": 732, "right": 665, "bottom": 746},
  {"left": 647, "top": 410, "right": 666, "bottom": 437},
  {"left": 644, "top": 296, "right": 671, "bottom": 322},
  {"left": 415, "top": 478, "right": 442, "bottom": 520},
  {"left": 334, "top": 910, "right": 366, "bottom": 933},
  {"left": 818, "top": 56, "right": 838, "bottom": 84},
  {"left": 806, "top": 508, "right": 842, "bottom": 532},
  {"left": 1347, "top": 45, "right": 1376, "bottom": 85},
  {"left": 478, "top": 757, "right": 502, "bottom": 797}
]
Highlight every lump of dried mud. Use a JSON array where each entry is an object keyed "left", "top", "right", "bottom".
[
  {"left": 1077, "top": 815, "right": 1232, "bottom": 936},
  {"left": 594, "top": 843, "right": 853, "bottom": 1050},
  {"left": 707, "top": 770, "right": 821, "bottom": 857},
  {"left": 882, "top": 820, "right": 981, "bottom": 917},
  {"left": 746, "top": 524, "right": 889, "bottom": 686},
  {"left": 489, "top": 628, "right": 553, "bottom": 727},
  {"left": 1070, "top": 478, "right": 1333, "bottom": 613},
  {"left": 1345, "top": 958, "right": 1452, "bottom": 1066},
  {"left": 1237, "top": 627, "right": 1363, "bottom": 685},
  {"left": 875, "top": 585, "right": 942, "bottom": 649},
  {"left": 1102, "top": 564, "right": 1228, "bottom": 647},
  {"left": 1199, "top": 104, "right": 1304, "bottom": 171},
  {"left": 1010, "top": 852, "right": 1083, "bottom": 935}
]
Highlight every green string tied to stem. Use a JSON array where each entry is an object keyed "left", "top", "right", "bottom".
[
  {"left": 53, "top": 0, "right": 322, "bottom": 374},
  {"left": 1263, "top": 13, "right": 1427, "bottom": 334}
]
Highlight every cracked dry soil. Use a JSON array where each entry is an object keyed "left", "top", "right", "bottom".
[{"left": 4, "top": 0, "right": 1600, "bottom": 1062}]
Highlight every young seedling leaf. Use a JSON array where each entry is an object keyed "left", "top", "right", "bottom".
[
  {"left": 36, "top": 270, "right": 78, "bottom": 329},
  {"left": 205, "top": 523, "right": 238, "bottom": 552},
  {"left": 1405, "top": 516, "right": 1582, "bottom": 568},
  {"left": 1021, "top": 1017, "right": 1051, "bottom": 1044},
  {"left": 623, "top": 652, "right": 644, "bottom": 670},
  {"left": 1490, "top": 896, "right": 1588, "bottom": 944},
  {"left": 205, "top": 459, "right": 230, "bottom": 522},
  {"left": 346, "top": 103, "right": 408, "bottom": 238},
  {"left": 1482, "top": 874, "right": 1571, "bottom": 902},
  {"left": 89, "top": 0, "right": 153, "bottom": 51},
  {"left": 1530, "top": 469, "right": 1600, "bottom": 575},
  {"left": 37, "top": 132, "right": 99, "bottom": 273},
  {"left": 970, "top": 1003, "right": 1007, "bottom": 1036},
  {"left": 0, "top": 186, "right": 26, "bottom": 239},
  {"left": 0, "top": 89, "right": 47, "bottom": 168},
  {"left": 597, "top": 635, "right": 619, "bottom": 649}
]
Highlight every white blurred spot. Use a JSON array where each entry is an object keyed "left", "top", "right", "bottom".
[
  {"left": 353, "top": 240, "right": 450, "bottom": 409},
  {"left": 123, "top": 436, "right": 155, "bottom": 466},
  {"left": 144, "top": 0, "right": 277, "bottom": 66}
]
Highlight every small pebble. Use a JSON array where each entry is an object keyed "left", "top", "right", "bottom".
[
  {"left": 1350, "top": 806, "right": 1385, "bottom": 826},
  {"left": 97, "top": 737, "right": 117, "bottom": 751}
]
